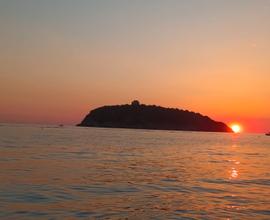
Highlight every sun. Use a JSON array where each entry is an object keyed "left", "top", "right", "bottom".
[{"left": 230, "top": 124, "right": 242, "bottom": 133}]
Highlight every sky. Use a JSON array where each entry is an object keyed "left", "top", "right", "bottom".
[{"left": 0, "top": 0, "right": 269, "bottom": 132}]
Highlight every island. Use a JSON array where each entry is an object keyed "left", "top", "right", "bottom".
[{"left": 78, "top": 100, "right": 232, "bottom": 132}]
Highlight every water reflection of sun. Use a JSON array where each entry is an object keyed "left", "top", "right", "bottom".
[
  {"left": 230, "top": 167, "right": 238, "bottom": 179},
  {"left": 228, "top": 159, "right": 240, "bottom": 179}
]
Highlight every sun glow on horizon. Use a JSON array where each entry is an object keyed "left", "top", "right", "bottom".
[{"left": 230, "top": 124, "right": 242, "bottom": 133}]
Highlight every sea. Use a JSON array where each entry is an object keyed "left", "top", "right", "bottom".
[{"left": 0, "top": 123, "right": 269, "bottom": 220}]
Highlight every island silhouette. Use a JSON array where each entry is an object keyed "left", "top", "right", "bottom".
[{"left": 78, "top": 100, "right": 232, "bottom": 132}]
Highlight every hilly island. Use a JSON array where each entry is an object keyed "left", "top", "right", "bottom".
[{"left": 78, "top": 101, "right": 232, "bottom": 132}]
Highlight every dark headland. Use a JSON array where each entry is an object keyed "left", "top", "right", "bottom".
[{"left": 78, "top": 100, "right": 232, "bottom": 132}]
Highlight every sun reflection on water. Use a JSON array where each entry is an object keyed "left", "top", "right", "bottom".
[
  {"left": 230, "top": 167, "right": 239, "bottom": 179},
  {"left": 228, "top": 159, "right": 240, "bottom": 179}
]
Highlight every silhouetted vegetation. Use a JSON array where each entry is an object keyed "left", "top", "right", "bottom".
[{"left": 78, "top": 101, "right": 232, "bottom": 132}]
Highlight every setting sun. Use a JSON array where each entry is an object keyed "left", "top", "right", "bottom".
[{"left": 231, "top": 124, "right": 242, "bottom": 133}]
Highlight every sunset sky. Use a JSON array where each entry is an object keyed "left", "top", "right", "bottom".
[{"left": 0, "top": 0, "right": 269, "bottom": 132}]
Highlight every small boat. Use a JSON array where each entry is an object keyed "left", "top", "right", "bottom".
[{"left": 266, "top": 132, "right": 270, "bottom": 136}]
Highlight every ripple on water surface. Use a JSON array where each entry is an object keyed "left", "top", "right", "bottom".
[{"left": 0, "top": 125, "right": 270, "bottom": 219}]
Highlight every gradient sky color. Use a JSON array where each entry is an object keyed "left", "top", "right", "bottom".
[{"left": 0, "top": 0, "right": 269, "bottom": 132}]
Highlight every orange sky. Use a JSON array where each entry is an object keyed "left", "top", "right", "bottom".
[{"left": 0, "top": 1, "right": 269, "bottom": 132}]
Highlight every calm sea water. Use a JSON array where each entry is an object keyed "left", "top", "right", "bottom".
[{"left": 0, "top": 124, "right": 269, "bottom": 219}]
